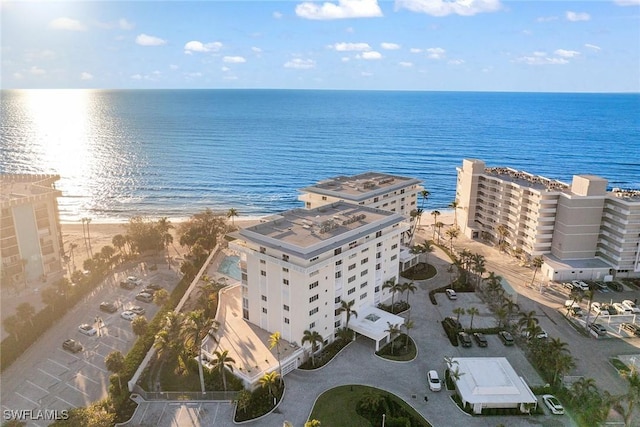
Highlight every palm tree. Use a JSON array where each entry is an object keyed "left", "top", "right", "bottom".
[
  {"left": 359, "top": 390, "right": 386, "bottom": 413},
  {"left": 495, "top": 307, "right": 509, "bottom": 328},
  {"left": 385, "top": 322, "right": 401, "bottom": 355},
  {"left": 615, "top": 366, "right": 640, "bottom": 427},
  {"left": 153, "top": 288, "right": 170, "bottom": 306},
  {"left": 382, "top": 277, "right": 402, "bottom": 313},
  {"left": 227, "top": 208, "right": 239, "bottom": 226},
  {"left": 105, "top": 351, "right": 125, "bottom": 391},
  {"left": 552, "top": 352, "right": 576, "bottom": 386},
  {"left": 453, "top": 307, "right": 465, "bottom": 323},
  {"left": 337, "top": 299, "right": 358, "bottom": 329},
  {"left": 467, "top": 307, "right": 480, "bottom": 330},
  {"left": 16, "top": 302, "right": 35, "bottom": 327},
  {"left": 401, "top": 281, "right": 417, "bottom": 308},
  {"left": 259, "top": 371, "right": 280, "bottom": 401},
  {"left": 412, "top": 240, "right": 433, "bottom": 265},
  {"left": 82, "top": 217, "right": 93, "bottom": 257},
  {"left": 449, "top": 200, "right": 459, "bottom": 226},
  {"left": 269, "top": 331, "right": 283, "bottom": 385},
  {"left": 434, "top": 221, "right": 444, "bottom": 245},
  {"left": 132, "top": 316, "right": 148, "bottom": 337},
  {"left": 403, "top": 319, "right": 414, "bottom": 348},
  {"left": 496, "top": 224, "right": 509, "bottom": 246},
  {"left": 445, "top": 226, "right": 460, "bottom": 252},
  {"left": 236, "top": 390, "right": 252, "bottom": 415},
  {"left": 112, "top": 234, "right": 126, "bottom": 256},
  {"left": 518, "top": 310, "right": 538, "bottom": 332},
  {"left": 302, "top": 329, "right": 323, "bottom": 366},
  {"left": 431, "top": 210, "right": 440, "bottom": 240},
  {"left": 530, "top": 256, "right": 544, "bottom": 287},
  {"left": 68, "top": 242, "right": 78, "bottom": 270},
  {"left": 181, "top": 309, "right": 217, "bottom": 393},
  {"left": 212, "top": 349, "right": 235, "bottom": 391}
]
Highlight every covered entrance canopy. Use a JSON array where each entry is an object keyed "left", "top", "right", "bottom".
[{"left": 349, "top": 305, "right": 405, "bottom": 351}]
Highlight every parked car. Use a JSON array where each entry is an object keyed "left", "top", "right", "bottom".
[
  {"left": 135, "top": 292, "right": 153, "bottom": 303},
  {"left": 427, "top": 370, "right": 442, "bottom": 392},
  {"left": 141, "top": 287, "right": 157, "bottom": 296},
  {"left": 146, "top": 283, "right": 163, "bottom": 291},
  {"left": 445, "top": 289, "right": 457, "bottom": 300},
  {"left": 607, "top": 281, "right": 624, "bottom": 292},
  {"left": 99, "top": 302, "right": 118, "bottom": 313},
  {"left": 473, "top": 332, "right": 488, "bottom": 347},
  {"left": 120, "top": 310, "right": 137, "bottom": 321},
  {"left": 444, "top": 317, "right": 462, "bottom": 331},
  {"left": 621, "top": 323, "right": 640, "bottom": 337},
  {"left": 569, "top": 306, "right": 584, "bottom": 317},
  {"left": 129, "top": 305, "right": 146, "bottom": 315},
  {"left": 498, "top": 331, "right": 514, "bottom": 346},
  {"left": 62, "top": 339, "right": 83, "bottom": 353},
  {"left": 588, "top": 323, "right": 607, "bottom": 336},
  {"left": 458, "top": 331, "right": 472, "bottom": 347},
  {"left": 543, "top": 394, "right": 565, "bottom": 415},
  {"left": 571, "top": 280, "right": 590, "bottom": 291},
  {"left": 127, "top": 276, "right": 143, "bottom": 286},
  {"left": 120, "top": 281, "right": 135, "bottom": 290},
  {"left": 591, "top": 302, "right": 610, "bottom": 317},
  {"left": 522, "top": 328, "right": 548, "bottom": 340},
  {"left": 622, "top": 300, "right": 640, "bottom": 314},
  {"left": 595, "top": 282, "right": 610, "bottom": 293},
  {"left": 613, "top": 303, "right": 633, "bottom": 315},
  {"left": 562, "top": 282, "right": 574, "bottom": 291},
  {"left": 78, "top": 324, "right": 97, "bottom": 336}
]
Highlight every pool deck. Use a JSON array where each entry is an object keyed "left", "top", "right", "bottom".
[{"left": 205, "top": 248, "right": 241, "bottom": 283}]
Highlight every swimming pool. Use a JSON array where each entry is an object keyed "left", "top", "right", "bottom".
[{"left": 217, "top": 256, "right": 241, "bottom": 280}]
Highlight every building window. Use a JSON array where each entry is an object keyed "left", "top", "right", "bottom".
[
  {"left": 376, "top": 252, "right": 382, "bottom": 259},
  {"left": 309, "top": 294, "right": 319, "bottom": 303},
  {"left": 361, "top": 257, "right": 369, "bottom": 265},
  {"left": 391, "top": 243, "right": 398, "bottom": 250},
  {"left": 376, "top": 231, "right": 382, "bottom": 238},
  {"left": 391, "top": 255, "right": 397, "bottom": 261},
  {"left": 282, "top": 254, "right": 289, "bottom": 261},
  {"left": 322, "top": 196, "right": 327, "bottom": 200},
  {"left": 309, "top": 322, "right": 316, "bottom": 329},
  {"left": 361, "top": 247, "right": 369, "bottom": 253},
  {"left": 348, "top": 287, "right": 356, "bottom": 295},
  {"left": 377, "top": 242, "right": 382, "bottom": 247},
  {"left": 335, "top": 320, "right": 341, "bottom": 328},
  {"left": 348, "top": 275, "right": 356, "bottom": 283},
  {"left": 334, "top": 248, "right": 342, "bottom": 256},
  {"left": 283, "top": 279, "right": 289, "bottom": 285},
  {"left": 261, "top": 295, "right": 267, "bottom": 301},
  {"left": 284, "top": 305, "right": 289, "bottom": 311},
  {"left": 260, "top": 259, "right": 266, "bottom": 264},
  {"left": 283, "top": 267, "right": 289, "bottom": 272},
  {"left": 335, "top": 260, "right": 342, "bottom": 266},
  {"left": 260, "top": 247, "right": 266, "bottom": 254},
  {"left": 309, "top": 281, "right": 319, "bottom": 289},
  {"left": 284, "top": 318, "right": 290, "bottom": 324},
  {"left": 348, "top": 264, "right": 356, "bottom": 271},
  {"left": 335, "top": 308, "right": 341, "bottom": 316},
  {"left": 374, "top": 197, "right": 379, "bottom": 202},
  {"left": 376, "top": 263, "right": 381, "bottom": 271},
  {"left": 335, "top": 271, "right": 342, "bottom": 278},
  {"left": 262, "top": 307, "right": 268, "bottom": 314},
  {"left": 360, "top": 292, "right": 367, "bottom": 300},
  {"left": 375, "top": 286, "right": 380, "bottom": 292},
  {"left": 335, "top": 296, "right": 341, "bottom": 303},
  {"left": 310, "top": 270, "right": 319, "bottom": 277},
  {"left": 309, "top": 307, "right": 319, "bottom": 316},
  {"left": 310, "top": 256, "right": 319, "bottom": 262},
  {"left": 360, "top": 269, "right": 368, "bottom": 276},
  {"left": 260, "top": 270, "right": 267, "bottom": 276},
  {"left": 360, "top": 282, "right": 368, "bottom": 289}
]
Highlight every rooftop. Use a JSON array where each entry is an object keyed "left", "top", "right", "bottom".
[
  {"left": 237, "top": 201, "right": 404, "bottom": 258},
  {"left": 0, "top": 174, "right": 62, "bottom": 207},
  {"left": 484, "top": 167, "right": 570, "bottom": 193},
  {"left": 610, "top": 188, "right": 640, "bottom": 202},
  {"left": 300, "top": 172, "right": 422, "bottom": 202}
]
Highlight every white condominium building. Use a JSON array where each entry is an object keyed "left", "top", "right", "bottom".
[
  {"left": 456, "top": 159, "right": 640, "bottom": 281},
  {"left": 298, "top": 172, "right": 424, "bottom": 218},
  {"left": 1, "top": 175, "right": 65, "bottom": 289},
  {"left": 229, "top": 201, "right": 407, "bottom": 352}
]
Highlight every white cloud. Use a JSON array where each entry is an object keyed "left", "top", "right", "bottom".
[
  {"left": 554, "top": 49, "right": 580, "bottom": 58},
  {"left": 614, "top": 0, "right": 640, "bottom": 5},
  {"left": 223, "top": 56, "right": 246, "bottom": 63},
  {"left": 273, "top": 11, "right": 283, "bottom": 19},
  {"left": 399, "top": 61, "right": 413, "bottom": 67},
  {"left": 29, "top": 66, "right": 46, "bottom": 75},
  {"left": 48, "top": 17, "right": 86, "bottom": 31},
  {"left": 119, "top": 18, "right": 134, "bottom": 30},
  {"left": 396, "top": 0, "right": 501, "bottom": 17},
  {"left": 330, "top": 42, "right": 371, "bottom": 51},
  {"left": 136, "top": 34, "right": 167, "bottom": 46},
  {"left": 251, "top": 47, "right": 263, "bottom": 53},
  {"left": 536, "top": 16, "right": 558, "bottom": 22},
  {"left": 410, "top": 48, "right": 422, "bottom": 53},
  {"left": 80, "top": 72, "right": 93, "bottom": 80},
  {"left": 381, "top": 42, "right": 401, "bottom": 50},
  {"left": 184, "top": 41, "right": 223, "bottom": 54},
  {"left": 221, "top": 66, "right": 231, "bottom": 72},
  {"left": 284, "top": 58, "right": 316, "bottom": 69},
  {"left": 584, "top": 43, "right": 601, "bottom": 51},
  {"left": 533, "top": 51, "right": 547, "bottom": 57},
  {"left": 358, "top": 51, "right": 382, "bottom": 60},
  {"left": 131, "top": 74, "right": 142, "bottom": 80},
  {"left": 296, "top": 0, "right": 383, "bottom": 20},
  {"left": 514, "top": 54, "right": 569, "bottom": 65},
  {"left": 566, "top": 11, "right": 590, "bottom": 22},
  {"left": 426, "top": 47, "right": 446, "bottom": 59},
  {"left": 185, "top": 72, "right": 203, "bottom": 78},
  {"left": 341, "top": 57, "right": 350, "bottom": 62},
  {"left": 448, "top": 59, "right": 465, "bottom": 65}
]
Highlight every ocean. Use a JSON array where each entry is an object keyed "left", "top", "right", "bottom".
[{"left": 1, "top": 89, "right": 639, "bottom": 223}]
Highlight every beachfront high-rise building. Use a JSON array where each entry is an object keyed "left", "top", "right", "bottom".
[
  {"left": 456, "top": 159, "right": 640, "bottom": 281},
  {"left": 1, "top": 175, "right": 65, "bottom": 289},
  {"left": 298, "top": 172, "right": 424, "bottom": 218},
  {"left": 229, "top": 201, "right": 407, "bottom": 353}
]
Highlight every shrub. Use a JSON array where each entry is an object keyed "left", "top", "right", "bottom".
[{"left": 234, "top": 383, "right": 284, "bottom": 422}]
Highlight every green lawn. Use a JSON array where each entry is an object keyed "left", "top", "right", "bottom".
[{"left": 309, "top": 385, "right": 431, "bottom": 427}]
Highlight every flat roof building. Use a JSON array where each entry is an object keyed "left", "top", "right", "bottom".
[
  {"left": 229, "top": 201, "right": 407, "bottom": 355},
  {"left": 456, "top": 159, "right": 640, "bottom": 281},
  {"left": 1, "top": 174, "right": 65, "bottom": 289}
]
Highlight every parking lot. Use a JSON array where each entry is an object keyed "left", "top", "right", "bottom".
[
  {"left": 0, "top": 263, "right": 181, "bottom": 426},
  {"left": 120, "top": 399, "right": 235, "bottom": 426}
]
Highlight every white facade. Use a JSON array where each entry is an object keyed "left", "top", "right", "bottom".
[
  {"left": 229, "top": 201, "right": 407, "bottom": 351},
  {"left": 298, "top": 172, "right": 423, "bottom": 219}
]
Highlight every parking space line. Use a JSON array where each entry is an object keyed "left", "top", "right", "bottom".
[
  {"left": 65, "top": 382, "right": 90, "bottom": 397},
  {"left": 81, "top": 359, "right": 108, "bottom": 373},
  {"left": 75, "top": 372, "right": 99, "bottom": 385},
  {"left": 15, "top": 392, "right": 38, "bottom": 406},
  {"left": 47, "top": 358, "right": 70, "bottom": 370},
  {"left": 26, "top": 380, "right": 49, "bottom": 394},
  {"left": 38, "top": 368, "right": 60, "bottom": 382},
  {"left": 159, "top": 402, "right": 168, "bottom": 423},
  {"left": 54, "top": 394, "right": 77, "bottom": 408},
  {"left": 139, "top": 402, "right": 150, "bottom": 421}
]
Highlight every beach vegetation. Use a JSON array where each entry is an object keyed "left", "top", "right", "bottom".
[
  {"left": 125, "top": 216, "right": 166, "bottom": 253},
  {"left": 233, "top": 373, "right": 284, "bottom": 422},
  {"left": 179, "top": 208, "right": 227, "bottom": 252},
  {"left": 299, "top": 331, "right": 352, "bottom": 370},
  {"left": 375, "top": 332, "right": 416, "bottom": 361}
]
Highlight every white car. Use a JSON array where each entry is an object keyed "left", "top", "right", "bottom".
[
  {"left": 120, "top": 310, "right": 137, "bottom": 321},
  {"left": 78, "top": 324, "right": 97, "bottom": 336},
  {"left": 427, "top": 370, "right": 441, "bottom": 392},
  {"left": 543, "top": 394, "right": 564, "bottom": 415},
  {"left": 129, "top": 305, "right": 146, "bottom": 315},
  {"left": 127, "top": 276, "right": 143, "bottom": 286},
  {"left": 445, "top": 289, "right": 457, "bottom": 300},
  {"left": 622, "top": 300, "right": 640, "bottom": 314},
  {"left": 591, "top": 302, "right": 610, "bottom": 317},
  {"left": 613, "top": 303, "right": 633, "bottom": 315},
  {"left": 571, "top": 280, "right": 590, "bottom": 291}
]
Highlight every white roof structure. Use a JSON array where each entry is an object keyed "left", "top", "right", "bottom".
[
  {"left": 452, "top": 357, "right": 537, "bottom": 407},
  {"left": 349, "top": 305, "right": 405, "bottom": 350}
]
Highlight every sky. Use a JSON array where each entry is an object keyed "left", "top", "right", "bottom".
[{"left": 1, "top": 0, "right": 639, "bottom": 92}]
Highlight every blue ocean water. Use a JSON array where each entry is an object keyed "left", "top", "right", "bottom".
[{"left": 1, "top": 89, "right": 639, "bottom": 223}]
